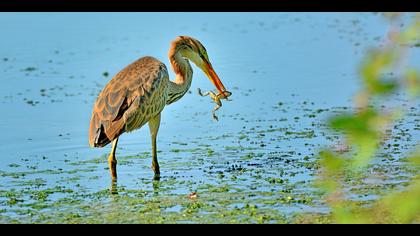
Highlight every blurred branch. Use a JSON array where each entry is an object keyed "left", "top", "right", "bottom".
[{"left": 317, "top": 12, "right": 420, "bottom": 224}]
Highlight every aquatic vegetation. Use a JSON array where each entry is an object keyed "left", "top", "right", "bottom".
[{"left": 22, "top": 67, "right": 36, "bottom": 72}]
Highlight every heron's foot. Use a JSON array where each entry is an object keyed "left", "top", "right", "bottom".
[
  {"left": 153, "top": 173, "right": 161, "bottom": 181},
  {"left": 152, "top": 165, "right": 161, "bottom": 181}
]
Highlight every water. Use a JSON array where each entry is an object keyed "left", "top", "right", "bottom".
[{"left": 0, "top": 13, "right": 419, "bottom": 223}]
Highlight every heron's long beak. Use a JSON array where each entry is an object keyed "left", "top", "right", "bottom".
[{"left": 203, "top": 60, "right": 226, "bottom": 95}]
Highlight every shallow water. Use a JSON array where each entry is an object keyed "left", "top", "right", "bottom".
[{"left": 0, "top": 13, "right": 419, "bottom": 223}]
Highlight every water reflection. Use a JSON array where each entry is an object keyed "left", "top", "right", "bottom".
[
  {"left": 108, "top": 176, "right": 162, "bottom": 196},
  {"left": 152, "top": 178, "right": 161, "bottom": 196},
  {"left": 110, "top": 180, "right": 118, "bottom": 195}
]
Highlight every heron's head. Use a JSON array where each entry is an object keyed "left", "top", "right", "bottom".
[{"left": 172, "top": 36, "right": 227, "bottom": 95}]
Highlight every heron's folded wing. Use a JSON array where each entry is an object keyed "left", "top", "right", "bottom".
[{"left": 88, "top": 57, "right": 167, "bottom": 147}]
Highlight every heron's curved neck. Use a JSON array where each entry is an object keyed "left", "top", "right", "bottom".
[{"left": 167, "top": 50, "right": 193, "bottom": 105}]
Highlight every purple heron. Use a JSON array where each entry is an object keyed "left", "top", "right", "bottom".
[{"left": 89, "top": 36, "right": 230, "bottom": 181}]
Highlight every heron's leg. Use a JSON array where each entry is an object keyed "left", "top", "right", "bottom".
[
  {"left": 108, "top": 138, "right": 119, "bottom": 181},
  {"left": 148, "top": 113, "right": 161, "bottom": 179}
]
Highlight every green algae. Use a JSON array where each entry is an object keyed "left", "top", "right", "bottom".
[{"left": 0, "top": 99, "right": 418, "bottom": 223}]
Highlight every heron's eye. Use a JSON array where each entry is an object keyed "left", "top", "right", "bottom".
[{"left": 201, "top": 51, "right": 208, "bottom": 60}]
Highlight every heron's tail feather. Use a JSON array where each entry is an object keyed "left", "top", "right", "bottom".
[{"left": 89, "top": 116, "right": 125, "bottom": 148}]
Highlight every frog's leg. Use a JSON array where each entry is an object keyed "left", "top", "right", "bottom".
[
  {"left": 197, "top": 88, "right": 211, "bottom": 97},
  {"left": 212, "top": 104, "right": 222, "bottom": 121}
]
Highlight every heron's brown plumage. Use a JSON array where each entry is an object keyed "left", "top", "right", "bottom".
[{"left": 89, "top": 56, "right": 169, "bottom": 147}]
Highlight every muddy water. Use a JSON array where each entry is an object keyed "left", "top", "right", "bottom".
[{"left": 0, "top": 13, "right": 419, "bottom": 223}]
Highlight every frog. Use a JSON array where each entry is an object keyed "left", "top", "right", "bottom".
[{"left": 197, "top": 88, "right": 232, "bottom": 121}]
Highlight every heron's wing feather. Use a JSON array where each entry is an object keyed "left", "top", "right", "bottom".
[{"left": 89, "top": 57, "right": 167, "bottom": 147}]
